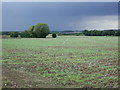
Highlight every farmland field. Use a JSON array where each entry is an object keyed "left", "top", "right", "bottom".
[{"left": 2, "top": 36, "right": 119, "bottom": 88}]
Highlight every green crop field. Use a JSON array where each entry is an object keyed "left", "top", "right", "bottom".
[{"left": 2, "top": 36, "right": 119, "bottom": 88}]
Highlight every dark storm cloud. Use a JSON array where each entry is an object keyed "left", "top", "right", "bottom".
[{"left": 2, "top": 2, "right": 118, "bottom": 31}]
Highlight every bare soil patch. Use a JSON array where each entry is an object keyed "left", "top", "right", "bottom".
[
  {"left": 2, "top": 65, "right": 58, "bottom": 88},
  {"left": 0, "top": 35, "right": 10, "bottom": 39}
]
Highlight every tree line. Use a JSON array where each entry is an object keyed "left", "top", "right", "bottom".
[
  {"left": 82, "top": 30, "right": 120, "bottom": 36},
  {"left": 2, "top": 23, "right": 120, "bottom": 37}
]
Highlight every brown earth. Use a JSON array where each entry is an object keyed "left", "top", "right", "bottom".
[
  {"left": 2, "top": 65, "right": 59, "bottom": 88},
  {"left": 0, "top": 35, "right": 10, "bottom": 39}
]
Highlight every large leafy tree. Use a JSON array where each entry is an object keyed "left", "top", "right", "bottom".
[
  {"left": 20, "top": 23, "right": 50, "bottom": 38},
  {"left": 27, "top": 25, "right": 34, "bottom": 37},
  {"left": 33, "top": 23, "right": 50, "bottom": 38}
]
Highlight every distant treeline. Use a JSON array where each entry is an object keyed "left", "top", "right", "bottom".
[
  {"left": 1, "top": 30, "right": 120, "bottom": 36},
  {"left": 57, "top": 32, "right": 84, "bottom": 36},
  {"left": 82, "top": 30, "right": 120, "bottom": 36},
  {"left": 51, "top": 30, "right": 83, "bottom": 36},
  {"left": 0, "top": 31, "right": 21, "bottom": 35},
  {"left": 0, "top": 31, "right": 10, "bottom": 35}
]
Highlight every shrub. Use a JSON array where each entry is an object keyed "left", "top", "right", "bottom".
[
  {"left": 20, "top": 30, "right": 31, "bottom": 38},
  {"left": 10, "top": 32, "right": 19, "bottom": 37},
  {"left": 52, "top": 33, "right": 57, "bottom": 38}
]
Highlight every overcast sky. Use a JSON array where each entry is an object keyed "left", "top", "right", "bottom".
[{"left": 2, "top": 2, "right": 118, "bottom": 31}]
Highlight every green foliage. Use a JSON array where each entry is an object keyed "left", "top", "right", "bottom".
[
  {"left": 83, "top": 30, "right": 119, "bottom": 36},
  {"left": 76, "top": 33, "right": 84, "bottom": 36},
  {"left": 52, "top": 33, "right": 57, "bottom": 38},
  {"left": 21, "top": 23, "right": 50, "bottom": 38},
  {"left": 27, "top": 25, "right": 35, "bottom": 37},
  {"left": 33, "top": 23, "right": 50, "bottom": 38},
  {"left": 20, "top": 30, "right": 31, "bottom": 38},
  {"left": 10, "top": 32, "right": 19, "bottom": 37}
]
